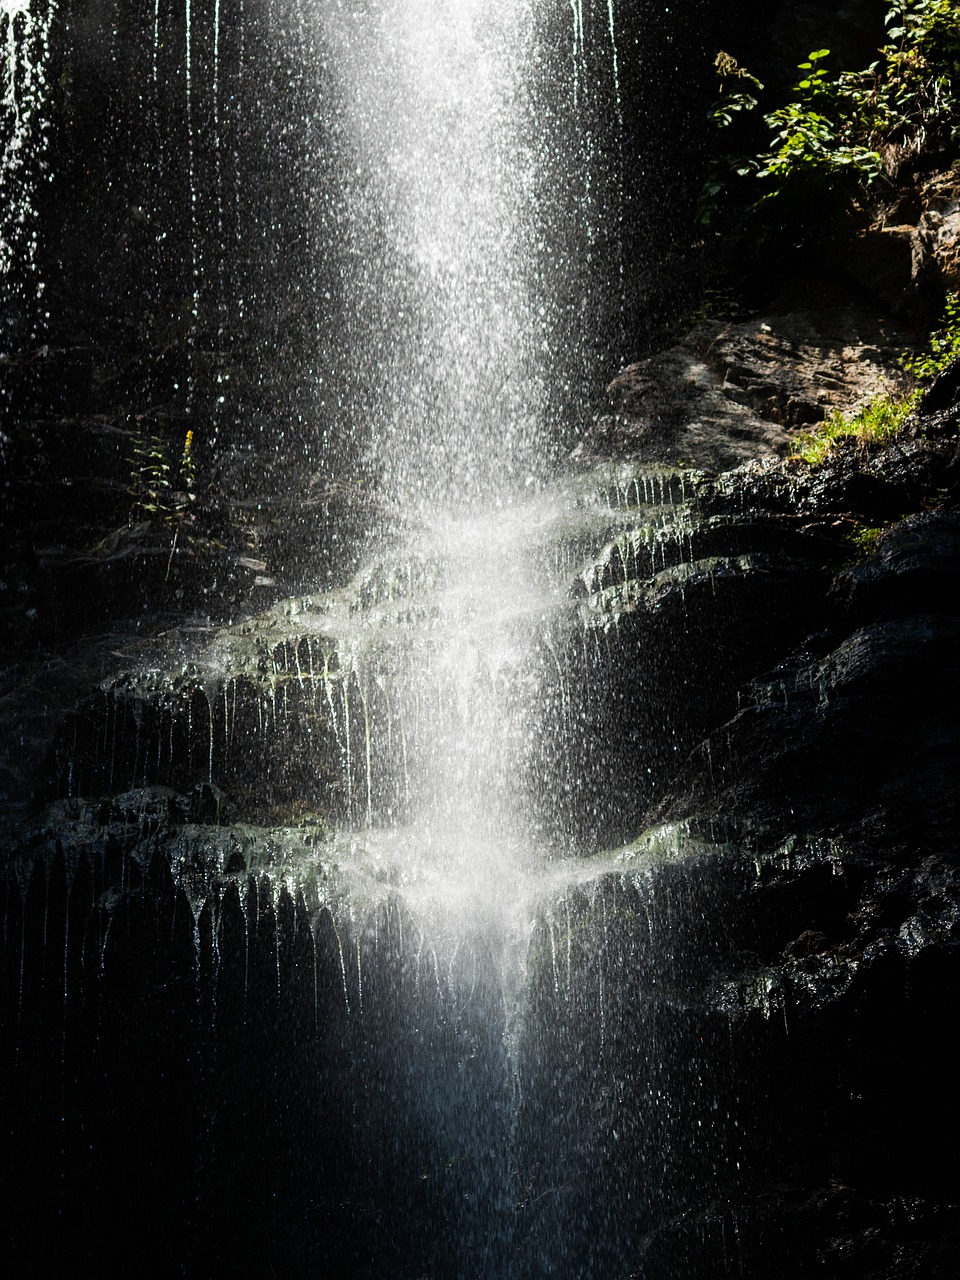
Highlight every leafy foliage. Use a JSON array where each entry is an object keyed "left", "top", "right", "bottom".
[
  {"left": 705, "top": 0, "right": 960, "bottom": 215},
  {"left": 750, "top": 48, "right": 886, "bottom": 196},
  {"left": 901, "top": 289, "right": 960, "bottom": 378},
  {"left": 878, "top": 0, "right": 960, "bottom": 167}
]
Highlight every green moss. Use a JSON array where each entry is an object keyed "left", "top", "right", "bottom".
[{"left": 843, "top": 522, "right": 893, "bottom": 560}]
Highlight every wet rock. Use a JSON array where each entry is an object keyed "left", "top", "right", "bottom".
[
  {"left": 100, "top": 784, "right": 179, "bottom": 831},
  {"left": 836, "top": 511, "right": 960, "bottom": 623},
  {"left": 783, "top": 927, "right": 830, "bottom": 958},
  {"left": 3, "top": 310, "right": 960, "bottom": 1280},
  {"left": 639, "top": 1186, "right": 960, "bottom": 1280},
  {"left": 656, "top": 612, "right": 960, "bottom": 839},
  {"left": 919, "top": 354, "right": 960, "bottom": 414}
]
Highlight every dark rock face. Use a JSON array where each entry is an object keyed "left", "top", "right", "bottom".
[
  {"left": 840, "top": 171, "right": 960, "bottom": 319},
  {"left": 631, "top": 468, "right": 960, "bottom": 1272},
  {"left": 919, "top": 173, "right": 960, "bottom": 293},
  {"left": 656, "top": 510, "right": 960, "bottom": 841},
  {"left": 4, "top": 334, "right": 960, "bottom": 1275},
  {"left": 0, "top": 340, "right": 395, "bottom": 659},
  {"left": 565, "top": 303, "right": 960, "bottom": 1272}
]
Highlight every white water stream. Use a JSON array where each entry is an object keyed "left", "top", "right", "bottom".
[
  {"left": 316, "top": 0, "right": 546, "bottom": 509},
  {"left": 294, "top": 0, "right": 624, "bottom": 985},
  {"left": 0, "top": 0, "right": 635, "bottom": 1042},
  {"left": 1, "top": 0, "right": 56, "bottom": 308}
]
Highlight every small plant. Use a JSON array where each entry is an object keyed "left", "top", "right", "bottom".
[
  {"left": 175, "top": 429, "right": 197, "bottom": 519},
  {"left": 793, "top": 395, "right": 913, "bottom": 465},
  {"left": 129, "top": 424, "right": 198, "bottom": 524},
  {"left": 129, "top": 427, "right": 173, "bottom": 520},
  {"left": 709, "top": 51, "right": 763, "bottom": 128},
  {"left": 699, "top": 54, "right": 763, "bottom": 222},
  {"left": 901, "top": 289, "right": 960, "bottom": 379},
  {"left": 843, "top": 521, "right": 894, "bottom": 560}
]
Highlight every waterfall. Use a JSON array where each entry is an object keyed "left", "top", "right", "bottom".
[
  {"left": 317, "top": 0, "right": 544, "bottom": 509},
  {"left": 307, "top": 0, "right": 553, "bottom": 948},
  {"left": 6, "top": 4, "right": 956, "bottom": 1276},
  {"left": 0, "top": 4, "right": 758, "bottom": 1278},
  {"left": 271, "top": 0, "right": 629, "bottom": 1055}
]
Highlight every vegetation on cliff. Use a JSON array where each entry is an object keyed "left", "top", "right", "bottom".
[{"left": 706, "top": 0, "right": 960, "bottom": 218}]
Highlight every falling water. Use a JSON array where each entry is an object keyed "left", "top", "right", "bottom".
[
  {"left": 294, "top": 0, "right": 648, "bottom": 1244},
  {"left": 0, "top": 0, "right": 56, "bottom": 324},
  {"left": 0, "top": 3, "right": 754, "bottom": 1277},
  {"left": 184, "top": 0, "right": 198, "bottom": 405},
  {"left": 294, "top": 0, "right": 618, "bottom": 1032},
  {"left": 318, "top": 0, "right": 547, "bottom": 510}
]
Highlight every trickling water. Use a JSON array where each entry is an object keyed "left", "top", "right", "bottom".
[{"left": 184, "top": 0, "right": 198, "bottom": 406}]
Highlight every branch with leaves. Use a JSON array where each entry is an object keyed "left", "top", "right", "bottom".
[{"left": 703, "top": 0, "right": 960, "bottom": 219}]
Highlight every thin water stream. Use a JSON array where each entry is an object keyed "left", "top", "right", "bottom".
[{"left": 1, "top": 0, "right": 56, "bottom": 309}]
